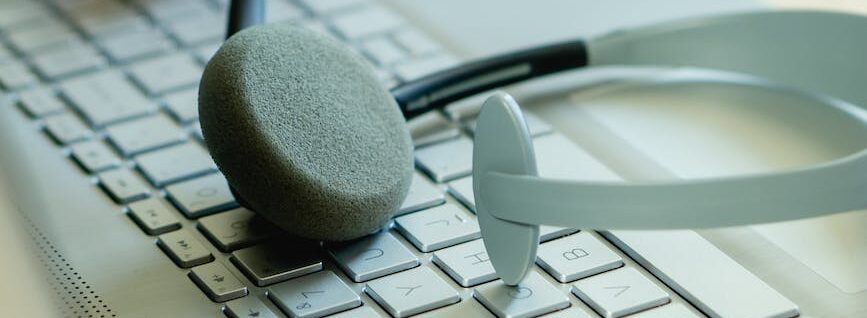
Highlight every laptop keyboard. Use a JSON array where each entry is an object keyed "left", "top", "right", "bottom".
[{"left": 0, "top": 0, "right": 799, "bottom": 317}]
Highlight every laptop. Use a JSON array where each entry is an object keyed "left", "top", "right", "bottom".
[{"left": 0, "top": 0, "right": 862, "bottom": 317}]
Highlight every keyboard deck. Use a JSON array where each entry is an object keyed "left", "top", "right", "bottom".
[{"left": 0, "top": 0, "right": 799, "bottom": 317}]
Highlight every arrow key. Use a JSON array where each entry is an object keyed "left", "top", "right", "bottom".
[
  {"left": 572, "top": 267, "right": 669, "bottom": 318},
  {"left": 225, "top": 296, "right": 279, "bottom": 318},
  {"left": 189, "top": 262, "right": 247, "bottom": 302}
]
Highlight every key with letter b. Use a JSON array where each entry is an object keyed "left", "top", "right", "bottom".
[{"left": 536, "top": 232, "right": 623, "bottom": 283}]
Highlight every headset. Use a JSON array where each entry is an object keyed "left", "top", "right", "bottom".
[{"left": 215, "top": 0, "right": 867, "bottom": 285}]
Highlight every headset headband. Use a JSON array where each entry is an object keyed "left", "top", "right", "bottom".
[{"left": 474, "top": 10, "right": 867, "bottom": 285}]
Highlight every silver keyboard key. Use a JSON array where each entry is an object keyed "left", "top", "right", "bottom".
[
  {"left": 157, "top": 230, "right": 214, "bottom": 268},
  {"left": 416, "top": 300, "right": 495, "bottom": 318},
  {"left": 198, "top": 207, "right": 278, "bottom": 252},
  {"left": 0, "top": 2, "right": 49, "bottom": 29},
  {"left": 189, "top": 261, "right": 248, "bottom": 302},
  {"left": 394, "top": 54, "right": 459, "bottom": 81},
  {"left": 398, "top": 172, "right": 444, "bottom": 215},
  {"left": 225, "top": 296, "right": 280, "bottom": 318},
  {"left": 301, "top": 0, "right": 369, "bottom": 14},
  {"left": 166, "top": 12, "right": 225, "bottom": 46},
  {"left": 165, "top": 173, "right": 238, "bottom": 218},
  {"left": 604, "top": 230, "right": 799, "bottom": 318},
  {"left": 328, "top": 232, "right": 419, "bottom": 282},
  {"left": 31, "top": 42, "right": 106, "bottom": 79},
  {"left": 43, "top": 113, "right": 93, "bottom": 144},
  {"left": 98, "top": 27, "right": 172, "bottom": 62},
  {"left": 136, "top": 143, "right": 216, "bottom": 186},
  {"left": 137, "top": 0, "right": 212, "bottom": 22},
  {"left": 539, "top": 226, "right": 578, "bottom": 242},
  {"left": 98, "top": 169, "right": 150, "bottom": 203},
  {"left": 415, "top": 136, "right": 473, "bottom": 182},
  {"left": 68, "top": 1, "right": 149, "bottom": 38},
  {"left": 70, "top": 140, "right": 121, "bottom": 172},
  {"left": 129, "top": 53, "right": 203, "bottom": 95},
  {"left": 467, "top": 111, "right": 553, "bottom": 137},
  {"left": 127, "top": 198, "right": 181, "bottom": 235},
  {"left": 264, "top": 0, "right": 304, "bottom": 23},
  {"left": 232, "top": 242, "right": 323, "bottom": 286},
  {"left": 393, "top": 29, "right": 441, "bottom": 57},
  {"left": 163, "top": 88, "right": 199, "bottom": 123},
  {"left": 572, "top": 267, "right": 670, "bottom": 318},
  {"left": 446, "top": 176, "right": 475, "bottom": 210},
  {"left": 331, "top": 5, "right": 403, "bottom": 40},
  {"left": 408, "top": 111, "right": 461, "bottom": 148},
  {"left": 395, "top": 203, "right": 480, "bottom": 252},
  {"left": 61, "top": 70, "right": 154, "bottom": 126},
  {"left": 106, "top": 114, "right": 186, "bottom": 156},
  {"left": 0, "top": 61, "right": 38, "bottom": 89},
  {"left": 536, "top": 232, "right": 623, "bottom": 283},
  {"left": 362, "top": 37, "right": 407, "bottom": 66},
  {"left": 431, "top": 239, "right": 496, "bottom": 287},
  {"left": 194, "top": 42, "right": 221, "bottom": 64},
  {"left": 269, "top": 271, "right": 361, "bottom": 318},
  {"left": 328, "top": 306, "right": 382, "bottom": 318},
  {"left": 365, "top": 266, "right": 459, "bottom": 318},
  {"left": 629, "top": 303, "right": 701, "bottom": 318},
  {"left": 6, "top": 20, "right": 76, "bottom": 53},
  {"left": 473, "top": 271, "right": 570, "bottom": 318},
  {"left": 542, "top": 307, "right": 594, "bottom": 318},
  {"left": 18, "top": 87, "right": 65, "bottom": 117}
]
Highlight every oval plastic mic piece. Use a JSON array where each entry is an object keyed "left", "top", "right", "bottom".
[{"left": 473, "top": 92, "right": 539, "bottom": 286}]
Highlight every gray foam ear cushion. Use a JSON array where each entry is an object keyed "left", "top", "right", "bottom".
[{"left": 199, "top": 23, "right": 414, "bottom": 241}]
